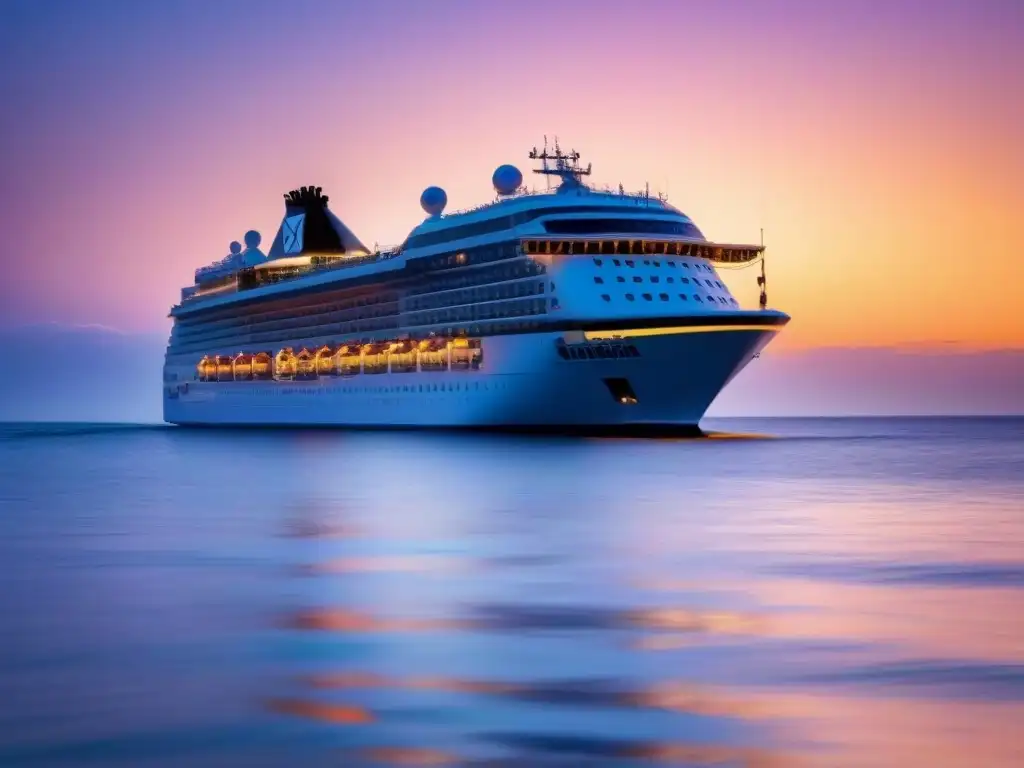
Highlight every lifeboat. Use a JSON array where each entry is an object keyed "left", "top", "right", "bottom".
[
  {"left": 295, "top": 348, "right": 317, "bottom": 380},
  {"left": 252, "top": 351, "right": 273, "bottom": 380},
  {"left": 389, "top": 340, "right": 416, "bottom": 373},
  {"left": 315, "top": 344, "right": 336, "bottom": 376},
  {"left": 275, "top": 347, "right": 297, "bottom": 380},
  {"left": 450, "top": 338, "right": 482, "bottom": 371},
  {"left": 362, "top": 342, "right": 388, "bottom": 374},
  {"left": 417, "top": 338, "right": 448, "bottom": 371},
  {"left": 335, "top": 344, "right": 361, "bottom": 376},
  {"left": 216, "top": 355, "right": 234, "bottom": 381},
  {"left": 197, "top": 355, "right": 217, "bottom": 381},
  {"left": 232, "top": 352, "right": 253, "bottom": 381}
]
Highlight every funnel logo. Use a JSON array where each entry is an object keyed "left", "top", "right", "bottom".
[{"left": 282, "top": 214, "right": 305, "bottom": 254}]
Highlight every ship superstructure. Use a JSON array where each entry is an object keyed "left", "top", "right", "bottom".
[{"left": 163, "top": 140, "right": 789, "bottom": 432}]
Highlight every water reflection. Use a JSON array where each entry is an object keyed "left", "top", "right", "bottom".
[{"left": 2, "top": 419, "right": 1023, "bottom": 766}]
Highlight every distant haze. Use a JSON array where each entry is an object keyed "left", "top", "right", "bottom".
[{"left": 2, "top": 327, "right": 1019, "bottom": 423}]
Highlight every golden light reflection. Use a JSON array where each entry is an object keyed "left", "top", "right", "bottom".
[
  {"left": 266, "top": 698, "right": 373, "bottom": 724},
  {"left": 302, "top": 672, "right": 773, "bottom": 720},
  {"left": 627, "top": 607, "right": 766, "bottom": 635},
  {"left": 630, "top": 576, "right": 1024, "bottom": 664},
  {"left": 282, "top": 608, "right": 461, "bottom": 633},
  {"left": 355, "top": 747, "right": 459, "bottom": 766}
]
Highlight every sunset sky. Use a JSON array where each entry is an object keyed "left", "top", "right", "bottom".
[{"left": 0, "top": 0, "right": 1022, "bottom": 417}]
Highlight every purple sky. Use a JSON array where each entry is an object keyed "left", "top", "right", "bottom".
[{"left": 1, "top": 0, "right": 1021, "bottom": 417}]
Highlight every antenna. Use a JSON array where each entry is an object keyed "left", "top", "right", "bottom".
[{"left": 528, "top": 137, "right": 592, "bottom": 191}]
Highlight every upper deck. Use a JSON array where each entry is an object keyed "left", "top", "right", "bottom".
[{"left": 172, "top": 142, "right": 766, "bottom": 318}]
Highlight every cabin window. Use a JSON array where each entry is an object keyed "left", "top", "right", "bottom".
[
  {"left": 625, "top": 293, "right": 635, "bottom": 301},
  {"left": 625, "top": 260, "right": 635, "bottom": 267},
  {"left": 667, "top": 277, "right": 674, "bottom": 284},
  {"left": 633, "top": 276, "right": 642, "bottom": 283},
  {"left": 594, "top": 276, "right": 604, "bottom": 284},
  {"left": 642, "top": 293, "right": 652, "bottom": 301},
  {"left": 594, "top": 258, "right": 603, "bottom": 266},
  {"left": 679, "top": 294, "right": 688, "bottom": 301},
  {"left": 651, "top": 276, "right": 659, "bottom": 283},
  {"left": 601, "top": 294, "right": 611, "bottom": 302},
  {"left": 694, "top": 295, "right": 702, "bottom": 302},
  {"left": 616, "top": 276, "right": 625, "bottom": 283},
  {"left": 613, "top": 259, "right": 621, "bottom": 266},
  {"left": 659, "top": 293, "right": 669, "bottom": 301}
]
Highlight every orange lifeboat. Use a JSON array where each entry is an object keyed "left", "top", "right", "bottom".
[
  {"left": 315, "top": 344, "right": 336, "bottom": 376},
  {"left": 232, "top": 352, "right": 253, "bottom": 381},
  {"left": 275, "top": 348, "right": 297, "bottom": 380},
  {"left": 295, "top": 348, "right": 317, "bottom": 380},
  {"left": 252, "top": 351, "right": 273, "bottom": 380},
  {"left": 197, "top": 355, "right": 217, "bottom": 381},
  {"left": 216, "top": 355, "right": 234, "bottom": 381},
  {"left": 335, "top": 344, "right": 361, "bottom": 376}
]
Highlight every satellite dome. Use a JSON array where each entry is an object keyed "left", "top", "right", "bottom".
[
  {"left": 229, "top": 241, "right": 242, "bottom": 255},
  {"left": 243, "top": 230, "right": 261, "bottom": 249},
  {"left": 492, "top": 164, "right": 523, "bottom": 195},
  {"left": 420, "top": 186, "right": 447, "bottom": 216}
]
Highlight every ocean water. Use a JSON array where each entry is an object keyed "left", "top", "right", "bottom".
[{"left": 1, "top": 418, "right": 1022, "bottom": 767}]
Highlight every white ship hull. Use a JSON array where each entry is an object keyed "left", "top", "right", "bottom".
[{"left": 164, "top": 326, "right": 778, "bottom": 433}]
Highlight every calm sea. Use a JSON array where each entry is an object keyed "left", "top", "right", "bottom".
[{"left": 1, "top": 418, "right": 1022, "bottom": 767}]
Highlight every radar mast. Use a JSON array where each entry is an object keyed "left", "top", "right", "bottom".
[{"left": 529, "top": 136, "right": 592, "bottom": 191}]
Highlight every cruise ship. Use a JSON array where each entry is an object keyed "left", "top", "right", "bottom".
[{"left": 163, "top": 140, "right": 789, "bottom": 433}]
